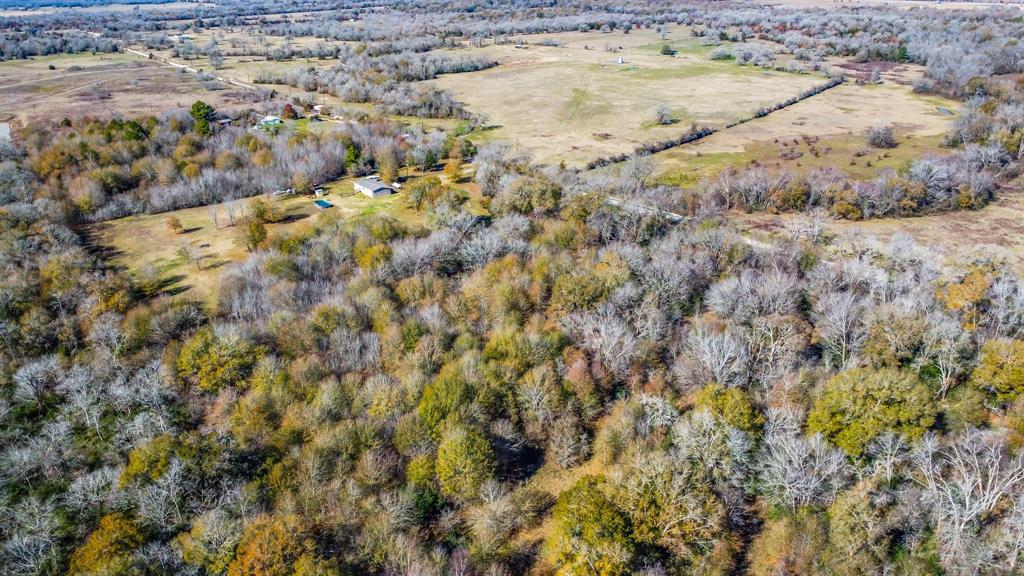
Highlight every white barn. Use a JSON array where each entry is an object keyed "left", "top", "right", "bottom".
[{"left": 354, "top": 179, "right": 394, "bottom": 198}]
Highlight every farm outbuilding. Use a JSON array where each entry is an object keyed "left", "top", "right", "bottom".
[{"left": 354, "top": 179, "right": 394, "bottom": 198}]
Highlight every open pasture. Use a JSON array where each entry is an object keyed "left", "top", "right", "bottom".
[
  {"left": 653, "top": 80, "right": 959, "bottom": 184},
  {"left": 430, "top": 26, "right": 825, "bottom": 166},
  {"left": 86, "top": 178, "right": 426, "bottom": 303},
  {"left": 0, "top": 52, "right": 246, "bottom": 124}
]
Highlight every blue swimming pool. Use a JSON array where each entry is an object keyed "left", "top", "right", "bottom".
[{"left": 314, "top": 199, "right": 333, "bottom": 209}]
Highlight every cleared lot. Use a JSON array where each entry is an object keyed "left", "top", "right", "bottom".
[
  {"left": 0, "top": 52, "right": 242, "bottom": 123},
  {"left": 430, "top": 27, "right": 825, "bottom": 166}
]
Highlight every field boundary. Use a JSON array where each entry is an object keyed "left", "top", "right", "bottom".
[{"left": 584, "top": 76, "right": 845, "bottom": 170}]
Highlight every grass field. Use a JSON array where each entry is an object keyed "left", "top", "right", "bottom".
[
  {"left": 653, "top": 80, "right": 959, "bottom": 184},
  {"left": 87, "top": 179, "right": 427, "bottom": 304},
  {"left": 0, "top": 52, "right": 243, "bottom": 124},
  {"left": 430, "top": 26, "right": 825, "bottom": 166}
]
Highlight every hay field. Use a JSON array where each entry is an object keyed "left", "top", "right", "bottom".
[
  {"left": 654, "top": 81, "right": 959, "bottom": 183},
  {"left": 0, "top": 52, "right": 239, "bottom": 124},
  {"left": 429, "top": 26, "right": 825, "bottom": 166}
]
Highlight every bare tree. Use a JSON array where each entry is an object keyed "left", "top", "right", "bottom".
[
  {"left": 866, "top": 123, "right": 897, "bottom": 148},
  {"left": 813, "top": 290, "right": 865, "bottom": 369},
  {"left": 177, "top": 243, "right": 203, "bottom": 271},
  {"left": 677, "top": 321, "right": 750, "bottom": 389},
  {"left": 561, "top": 304, "right": 640, "bottom": 378},
  {"left": 919, "top": 313, "right": 972, "bottom": 398},
  {"left": 756, "top": 409, "right": 848, "bottom": 510},
  {"left": 654, "top": 104, "right": 674, "bottom": 125},
  {"left": 208, "top": 205, "right": 220, "bottom": 230},
  {"left": 987, "top": 275, "right": 1024, "bottom": 339},
  {"left": 621, "top": 154, "right": 657, "bottom": 192},
  {"left": 914, "top": 429, "right": 1024, "bottom": 573}
]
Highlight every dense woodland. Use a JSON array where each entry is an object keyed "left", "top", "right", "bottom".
[{"left": 4, "top": 1, "right": 1024, "bottom": 576}]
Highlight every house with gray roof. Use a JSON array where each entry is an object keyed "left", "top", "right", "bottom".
[{"left": 354, "top": 179, "right": 394, "bottom": 198}]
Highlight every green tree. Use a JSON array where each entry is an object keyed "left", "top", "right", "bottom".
[
  {"left": 165, "top": 215, "right": 184, "bottom": 234},
  {"left": 240, "top": 217, "right": 268, "bottom": 252},
  {"left": 177, "top": 326, "right": 265, "bottom": 392},
  {"left": 808, "top": 367, "right": 936, "bottom": 456},
  {"left": 747, "top": 509, "right": 827, "bottom": 576},
  {"left": 417, "top": 360, "right": 476, "bottom": 435},
  {"left": 435, "top": 425, "right": 495, "bottom": 501},
  {"left": 119, "top": 434, "right": 175, "bottom": 487},
  {"left": 546, "top": 475, "right": 634, "bottom": 576},
  {"left": 618, "top": 454, "right": 727, "bottom": 565},
  {"left": 443, "top": 156, "right": 463, "bottom": 183},
  {"left": 190, "top": 100, "right": 215, "bottom": 136},
  {"left": 248, "top": 198, "right": 281, "bottom": 224},
  {"left": 694, "top": 382, "right": 764, "bottom": 433},
  {"left": 190, "top": 100, "right": 215, "bottom": 122},
  {"left": 823, "top": 483, "right": 891, "bottom": 575},
  {"left": 970, "top": 338, "right": 1024, "bottom": 404}
]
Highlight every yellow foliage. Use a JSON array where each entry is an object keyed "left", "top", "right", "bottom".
[{"left": 937, "top": 268, "right": 992, "bottom": 329}]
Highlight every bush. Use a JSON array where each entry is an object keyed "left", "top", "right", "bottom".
[
  {"left": 709, "top": 45, "right": 733, "bottom": 60},
  {"left": 866, "top": 124, "right": 897, "bottom": 148}
]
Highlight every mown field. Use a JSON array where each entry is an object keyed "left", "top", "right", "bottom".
[
  {"left": 86, "top": 177, "right": 428, "bottom": 303},
  {"left": 0, "top": 52, "right": 239, "bottom": 124},
  {"left": 430, "top": 26, "right": 826, "bottom": 166},
  {"left": 654, "top": 81, "right": 959, "bottom": 184}
]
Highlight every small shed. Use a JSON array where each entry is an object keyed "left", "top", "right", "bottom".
[{"left": 354, "top": 179, "right": 394, "bottom": 198}]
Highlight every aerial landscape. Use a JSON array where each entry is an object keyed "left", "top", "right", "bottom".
[{"left": 3, "top": 0, "right": 1024, "bottom": 574}]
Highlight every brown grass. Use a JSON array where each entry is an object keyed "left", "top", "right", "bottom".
[
  {"left": 735, "top": 181, "right": 1024, "bottom": 264},
  {"left": 86, "top": 178, "right": 426, "bottom": 305},
  {"left": 654, "top": 81, "right": 958, "bottom": 184},
  {"left": 0, "top": 53, "right": 239, "bottom": 124},
  {"left": 430, "top": 26, "right": 825, "bottom": 167}
]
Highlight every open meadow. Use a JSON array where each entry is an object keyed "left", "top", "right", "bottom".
[
  {"left": 431, "top": 26, "right": 826, "bottom": 166},
  {"left": 0, "top": 52, "right": 247, "bottom": 124},
  {"left": 654, "top": 81, "right": 959, "bottom": 184},
  {"left": 85, "top": 177, "right": 428, "bottom": 303}
]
